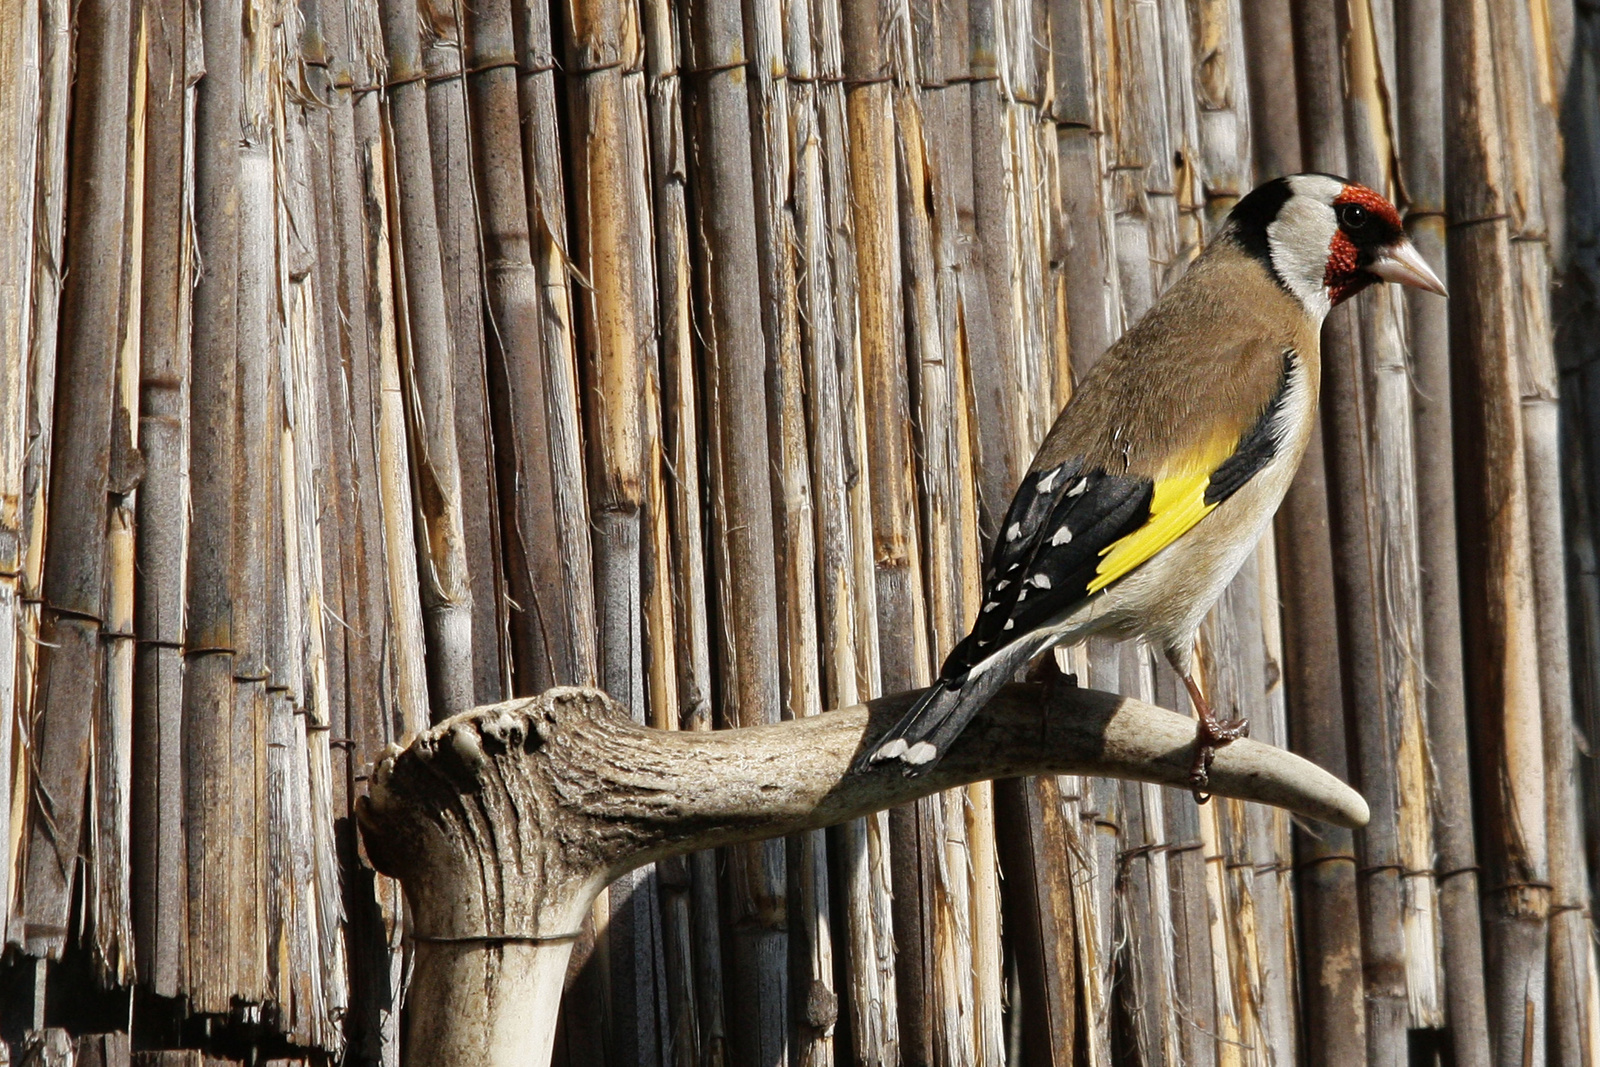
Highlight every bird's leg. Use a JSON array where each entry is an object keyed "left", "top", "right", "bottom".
[{"left": 1182, "top": 673, "right": 1248, "bottom": 799}]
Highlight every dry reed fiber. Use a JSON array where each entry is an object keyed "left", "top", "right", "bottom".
[{"left": 0, "top": 0, "right": 1594, "bottom": 1064}]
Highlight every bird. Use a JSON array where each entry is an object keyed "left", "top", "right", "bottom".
[{"left": 859, "top": 173, "right": 1447, "bottom": 789}]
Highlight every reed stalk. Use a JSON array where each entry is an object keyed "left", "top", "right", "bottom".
[
  {"left": 459, "top": 0, "right": 543, "bottom": 709},
  {"left": 421, "top": 1, "right": 509, "bottom": 707},
  {"left": 839, "top": 6, "right": 953, "bottom": 1061},
  {"left": 90, "top": 5, "right": 149, "bottom": 988},
  {"left": 794, "top": 5, "right": 898, "bottom": 1058},
  {"left": 129, "top": 0, "right": 196, "bottom": 1001},
  {"left": 1392, "top": 0, "right": 1494, "bottom": 1060},
  {"left": 454, "top": 0, "right": 553, "bottom": 703},
  {"left": 565, "top": 0, "right": 669, "bottom": 1056},
  {"left": 0, "top": 0, "right": 43, "bottom": 957},
  {"left": 1444, "top": 0, "right": 1552, "bottom": 1055},
  {"left": 183, "top": 0, "right": 244, "bottom": 1015},
  {"left": 1286, "top": 3, "right": 1400, "bottom": 1062},
  {"left": 10, "top": 0, "right": 74, "bottom": 956},
  {"left": 1555, "top": 7, "right": 1600, "bottom": 1065},
  {"left": 682, "top": 0, "right": 790, "bottom": 1058},
  {"left": 1485, "top": 0, "right": 1600, "bottom": 1056},
  {"left": 310, "top": 2, "right": 425, "bottom": 1052},
  {"left": 1344, "top": 0, "right": 1445, "bottom": 1047},
  {"left": 897, "top": 8, "right": 1000, "bottom": 1062},
  {"left": 641, "top": 1, "right": 729, "bottom": 1059},
  {"left": 19, "top": 0, "right": 133, "bottom": 973},
  {"left": 506, "top": 0, "right": 596, "bottom": 695},
  {"left": 378, "top": 0, "right": 476, "bottom": 719},
  {"left": 738, "top": 5, "right": 840, "bottom": 1060},
  {"left": 908, "top": 2, "right": 1006, "bottom": 1053},
  {"left": 278, "top": 50, "right": 349, "bottom": 1042}
]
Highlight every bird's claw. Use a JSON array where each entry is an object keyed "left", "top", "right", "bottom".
[{"left": 1188, "top": 716, "right": 1249, "bottom": 801}]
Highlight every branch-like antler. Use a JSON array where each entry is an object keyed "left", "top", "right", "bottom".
[{"left": 357, "top": 680, "right": 1364, "bottom": 1067}]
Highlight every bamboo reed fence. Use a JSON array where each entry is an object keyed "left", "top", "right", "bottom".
[{"left": 0, "top": 0, "right": 1596, "bottom": 1063}]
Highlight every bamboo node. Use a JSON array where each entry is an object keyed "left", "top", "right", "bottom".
[
  {"left": 683, "top": 59, "right": 751, "bottom": 79},
  {"left": 134, "top": 637, "right": 185, "bottom": 651},
  {"left": 1117, "top": 840, "right": 1204, "bottom": 864},
  {"left": 1435, "top": 864, "right": 1482, "bottom": 881}
]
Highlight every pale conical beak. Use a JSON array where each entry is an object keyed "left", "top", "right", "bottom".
[{"left": 1368, "top": 239, "right": 1448, "bottom": 296}]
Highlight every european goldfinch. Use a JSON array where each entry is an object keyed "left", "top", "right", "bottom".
[{"left": 862, "top": 174, "right": 1446, "bottom": 787}]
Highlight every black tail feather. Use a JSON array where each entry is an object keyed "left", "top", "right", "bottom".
[{"left": 854, "top": 638, "right": 1045, "bottom": 776}]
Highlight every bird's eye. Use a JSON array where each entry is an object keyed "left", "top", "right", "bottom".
[{"left": 1339, "top": 203, "right": 1370, "bottom": 229}]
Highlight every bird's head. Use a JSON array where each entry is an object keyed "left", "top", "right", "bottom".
[{"left": 1228, "top": 173, "right": 1447, "bottom": 320}]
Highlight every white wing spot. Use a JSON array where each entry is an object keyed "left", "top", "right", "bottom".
[
  {"left": 1003, "top": 619, "right": 1015, "bottom": 630},
  {"left": 1051, "top": 525, "right": 1073, "bottom": 546},
  {"left": 1067, "top": 478, "right": 1088, "bottom": 497},
  {"left": 1017, "top": 589, "right": 1028, "bottom": 602},
  {"left": 1037, "top": 466, "right": 1059, "bottom": 493},
  {"left": 995, "top": 579, "right": 1010, "bottom": 591},
  {"left": 905, "top": 742, "right": 939, "bottom": 765},
  {"left": 983, "top": 601, "right": 999, "bottom": 613},
  {"left": 1006, "top": 522, "right": 1022, "bottom": 542},
  {"left": 1031, "top": 574, "right": 1052, "bottom": 589}
]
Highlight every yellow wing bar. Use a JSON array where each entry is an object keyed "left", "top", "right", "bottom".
[{"left": 1086, "top": 469, "right": 1217, "bottom": 593}]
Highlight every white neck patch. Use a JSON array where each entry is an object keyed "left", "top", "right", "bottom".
[{"left": 1266, "top": 174, "right": 1343, "bottom": 322}]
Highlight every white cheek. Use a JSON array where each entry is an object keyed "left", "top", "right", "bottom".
[{"left": 1267, "top": 199, "right": 1338, "bottom": 321}]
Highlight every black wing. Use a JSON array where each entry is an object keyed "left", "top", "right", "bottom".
[{"left": 936, "top": 461, "right": 1155, "bottom": 683}]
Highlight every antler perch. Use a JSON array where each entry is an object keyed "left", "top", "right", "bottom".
[{"left": 358, "top": 682, "right": 1367, "bottom": 1067}]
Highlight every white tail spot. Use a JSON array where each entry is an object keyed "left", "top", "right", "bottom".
[
  {"left": 874, "top": 738, "right": 909, "bottom": 761},
  {"left": 905, "top": 742, "right": 938, "bottom": 765},
  {"left": 1051, "top": 525, "right": 1073, "bottom": 545}
]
